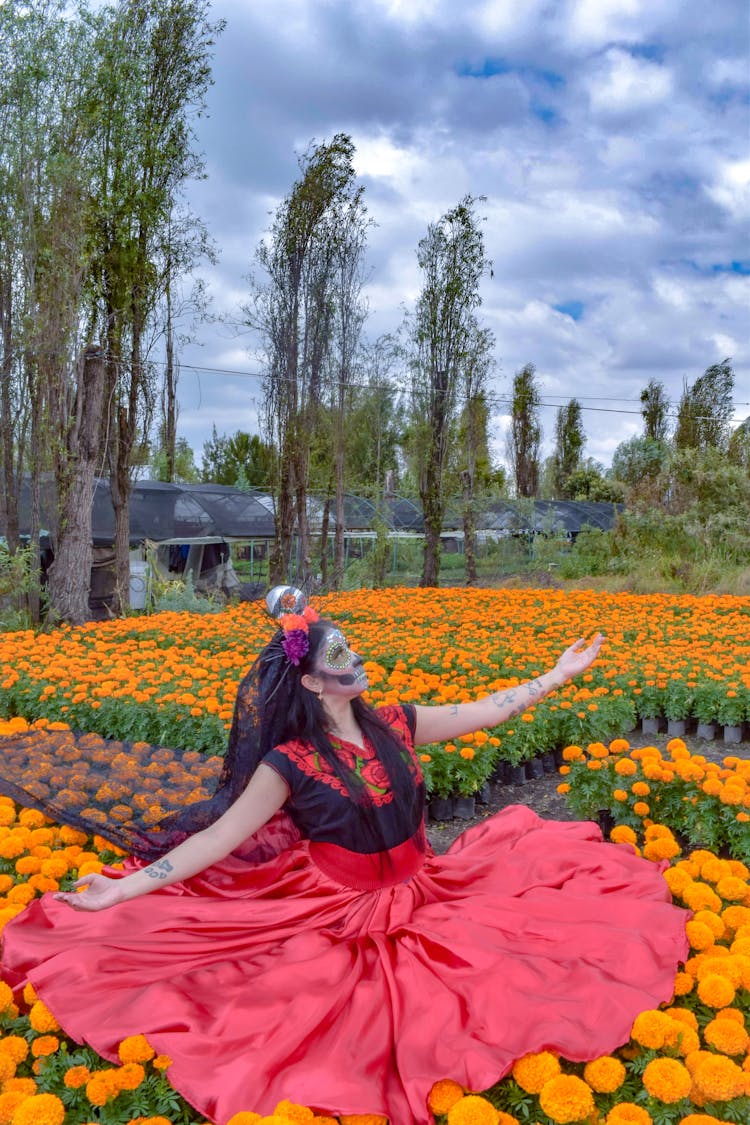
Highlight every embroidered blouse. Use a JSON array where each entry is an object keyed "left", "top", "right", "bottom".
[{"left": 263, "top": 704, "right": 424, "bottom": 853}]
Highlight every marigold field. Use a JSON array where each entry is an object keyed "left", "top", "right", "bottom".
[{"left": 0, "top": 588, "right": 747, "bottom": 1124}]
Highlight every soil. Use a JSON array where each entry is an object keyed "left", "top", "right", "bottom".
[{"left": 425, "top": 730, "right": 749, "bottom": 855}]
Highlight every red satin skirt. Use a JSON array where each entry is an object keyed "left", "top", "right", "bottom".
[{"left": 1, "top": 807, "right": 688, "bottom": 1125}]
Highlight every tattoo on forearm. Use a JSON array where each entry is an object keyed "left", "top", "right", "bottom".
[
  {"left": 449, "top": 704, "right": 459, "bottom": 716},
  {"left": 143, "top": 858, "right": 174, "bottom": 881},
  {"left": 491, "top": 678, "right": 547, "bottom": 718}
]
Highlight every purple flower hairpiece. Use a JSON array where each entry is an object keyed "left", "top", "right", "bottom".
[{"left": 281, "top": 628, "right": 309, "bottom": 666}]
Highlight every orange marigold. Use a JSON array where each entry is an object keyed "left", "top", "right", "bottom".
[
  {"left": 610, "top": 825, "right": 637, "bottom": 846},
  {"left": 30, "top": 1034, "right": 59, "bottom": 1057},
  {"left": 0, "top": 1036, "right": 28, "bottom": 1064},
  {"left": 0, "top": 982, "right": 14, "bottom": 1013},
  {"left": 28, "top": 1000, "right": 60, "bottom": 1033},
  {"left": 630, "top": 1010, "right": 679, "bottom": 1050},
  {"left": 690, "top": 1052, "right": 747, "bottom": 1100},
  {"left": 446, "top": 1095, "right": 500, "bottom": 1124},
  {"left": 225, "top": 1115, "right": 262, "bottom": 1125},
  {"left": 583, "top": 1055, "right": 626, "bottom": 1093},
  {"left": 272, "top": 1102, "right": 315, "bottom": 1122},
  {"left": 604, "top": 1105, "right": 652, "bottom": 1125},
  {"left": 11, "top": 1092, "right": 65, "bottom": 1125},
  {"left": 427, "top": 1079, "right": 464, "bottom": 1115},
  {"left": 685, "top": 920, "right": 715, "bottom": 951},
  {"left": 696, "top": 972, "right": 735, "bottom": 1008},
  {"left": 0, "top": 1054, "right": 15, "bottom": 1084},
  {"left": 538, "top": 1074, "right": 594, "bottom": 1124},
  {"left": 0, "top": 1090, "right": 26, "bottom": 1125},
  {"left": 511, "top": 1050, "right": 561, "bottom": 1093},
  {"left": 703, "top": 1016, "right": 749, "bottom": 1055},
  {"left": 64, "top": 1065, "right": 91, "bottom": 1089},
  {"left": 118, "top": 1034, "right": 155, "bottom": 1064},
  {"left": 641, "top": 1058, "right": 692, "bottom": 1103},
  {"left": 85, "top": 1069, "right": 119, "bottom": 1107}
]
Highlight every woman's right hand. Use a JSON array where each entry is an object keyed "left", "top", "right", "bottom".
[{"left": 53, "top": 873, "right": 125, "bottom": 912}]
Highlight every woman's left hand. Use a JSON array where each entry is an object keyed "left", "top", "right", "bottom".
[{"left": 553, "top": 634, "right": 605, "bottom": 683}]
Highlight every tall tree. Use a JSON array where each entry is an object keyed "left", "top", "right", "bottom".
[
  {"left": 458, "top": 334, "right": 494, "bottom": 585},
  {"left": 87, "top": 0, "right": 221, "bottom": 610},
  {"left": 200, "top": 428, "right": 275, "bottom": 487},
  {"left": 551, "top": 398, "right": 585, "bottom": 498},
  {"left": 507, "top": 363, "right": 542, "bottom": 498},
  {"left": 640, "top": 378, "right": 670, "bottom": 441},
  {"left": 674, "top": 359, "right": 735, "bottom": 452},
  {"left": 408, "top": 195, "right": 492, "bottom": 586},
  {"left": 327, "top": 186, "right": 369, "bottom": 588},
  {"left": 247, "top": 134, "right": 362, "bottom": 585}
]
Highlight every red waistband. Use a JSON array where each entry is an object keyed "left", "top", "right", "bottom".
[{"left": 308, "top": 830, "right": 425, "bottom": 891}]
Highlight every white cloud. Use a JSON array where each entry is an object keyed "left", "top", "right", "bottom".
[
  {"left": 706, "top": 159, "right": 750, "bottom": 220},
  {"left": 586, "top": 48, "right": 674, "bottom": 116}
]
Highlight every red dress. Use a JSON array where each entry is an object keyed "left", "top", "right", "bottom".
[{"left": 1, "top": 705, "right": 689, "bottom": 1125}]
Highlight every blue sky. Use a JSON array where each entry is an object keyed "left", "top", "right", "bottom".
[{"left": 172, "top": 0, "right": 749, "bottom": 472}]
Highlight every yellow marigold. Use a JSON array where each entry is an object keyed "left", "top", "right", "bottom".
[
  {"left": 64, "top": 1065, "right": 91, "bottom": 1088},
  {"left": 28, "top": 1000, "right": 60, "bottom": 1033},
  {"left": 0, "top": 1090, "right": 26, "bottom": 1125},
  {"left": 446, "top": 1095, "right": 500, "bottom": 1125},
  {"left": 538, "top": 1074, "right": 594, "bottom": 1124},
  {"left": 605, "top": 1105, "right": 652, "bottom": 1125},
  {"left": 118, "top": 1035, "right": 155, "bottom": 1064},
  {"left": 610, "top": 825, "right": 637, "bottom": 846},
  {"left": 642, "top": 1057, "right": 692, "bottom": 1103},
  {"left": 427, "top": 1079, "right": 465, "bottom": 1115},
  {"left": 685, "top": 920, "right": 715, "bottom": 951},
  {"left": 30, "top": 1034, "right": 59, "bottom": 1057},
  {"left": 272, "top": 1103, "right": 315, "bottom": 1122},
  {"left": 696, "top": 972, "right": 735, "bottom": 1008},
  {"left": 690, "top": 1053, "right": 747, "bottom": 1100},
  {"left": 703, "top": 1016, "right": 749, "bottom": 1055},
  {"left": 0, "top": 1036, "right": 28, "bottom": 1064},
  {"left": 11, "top": 1092, "right": 65, "bottom": 1125},
  {"left": 511, "top": 1050, "right": 561, "bottom": 1093},
  {"left": 583, "top": 1055, "right": 626, "bottom": 1093}
]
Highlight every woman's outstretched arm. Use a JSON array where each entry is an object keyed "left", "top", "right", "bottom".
[
  {"left": 54, "top": 764, "right": 289, "bottom": 912},
  {"left": 412, "top": 634, "right": 604, "bottom": 746}
]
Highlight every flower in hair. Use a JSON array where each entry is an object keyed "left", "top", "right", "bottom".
[{"left": 278, "top": 607, "right": 319, "bottom": 665}]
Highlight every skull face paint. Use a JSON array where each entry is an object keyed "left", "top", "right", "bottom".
[{"left": 317, "top": 630, "right": 368, "bottom": 689}]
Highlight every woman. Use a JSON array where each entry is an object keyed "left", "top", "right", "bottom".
[{"left": 1, "top": 592, "right": 688, "bottom": 1125}]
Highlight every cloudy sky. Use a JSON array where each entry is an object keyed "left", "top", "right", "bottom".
[{"left": 174, "top": 0, "right": 749, "bottom": 473}]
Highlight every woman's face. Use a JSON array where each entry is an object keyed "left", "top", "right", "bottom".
[{"left": 314, "top": 628, "right": 368, "bottom": 696}]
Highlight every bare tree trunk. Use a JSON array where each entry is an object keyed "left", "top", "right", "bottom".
[
  {"left": 47, "top": 345, "right": 106, "bottom": 623},
  {"left": 420, "top": 439, "right": 442, "bottom": 586},
  {"left": 0, "top": 264, "right": 21, "bottom": 554},
  {"left": 163, "top": 251, "right": 177, "bottom": 482},
  {"left": 110, "top": 405, "right": 132, "bottom": 614},
  {"left": 461, "top": 468, "right": 477, "bottom": 586},
  {"left": 319, "top": 492, "right": 331, "bottom": 588},
  {"left": 333, "top": 435, "right": 345, "bottom": 588}
]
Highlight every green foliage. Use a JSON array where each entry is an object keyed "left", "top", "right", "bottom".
[
  {"left": 150, "top": 572, "right": 223, "bottom": 615},
  {"left": 508, "top": 363, "right": 541, "bottom": 497},
  {"left": 201, "top": 427, "right": 276, "bottom": 487},
  {"left": 674, "top": 358, "right": 735, "bottom": 452},
  {"left": 0, "top": 543, "right": 34, "bottom": 630}
]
